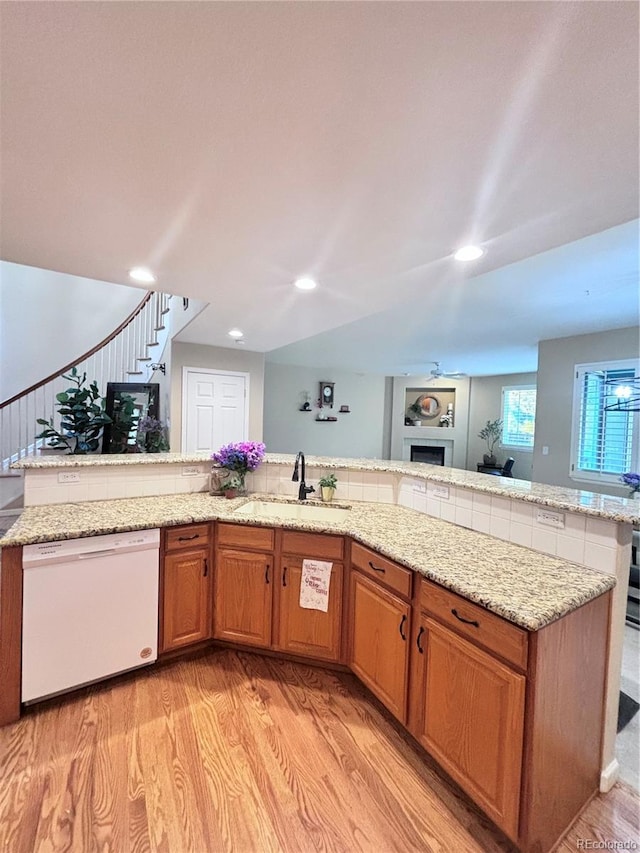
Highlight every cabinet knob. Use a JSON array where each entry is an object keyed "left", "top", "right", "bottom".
[
  {"left": 265, "top": 564, "right": 270, "bottom": 584},
  {"left": 416, "top": 625, "right": 425, "bottom": 654},
  {"left": 178, "top": 534, "right": 199, "bottom": 541},
  {"left": 282, "top": 566, "right": 287, "bottom": 587},
  {"left": 203, "top": 558, "right": 208, "bottom": 577},
  {"left": 368, "top": 560, "right": 385, "bottom": 574}
]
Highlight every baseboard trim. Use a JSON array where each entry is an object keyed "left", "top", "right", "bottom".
[{"left": 600, "top": 759, "right": 619, "bottom": 792}]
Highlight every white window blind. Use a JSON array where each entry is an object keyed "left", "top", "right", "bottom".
[
  {"left": 571, "top": 360, "right": 639, "bottom": 484},
  {"left": 501, "top": 386, "right": 536, "bottom": 449}
]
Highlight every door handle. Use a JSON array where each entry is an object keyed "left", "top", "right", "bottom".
[
  {"left": 416, "top": 625, "right": 425, "bottom": 654},
  {"left": 399, "top": 614, "right": 407, "bottom": 641},
  {"left": 451, "top": 608, "right": 479, "bottom": 628},
  {"left": 282, "top": 566, "right": 287, "bottom": 587},
  {"left": 265, "top": 564, "right": 270, "bottom": 584},
  {"left": 368, "top": 560, "right": 385, "bottom": 574},
  {"left": 203, "top": 558, "right": 208, "bottom": 577}
]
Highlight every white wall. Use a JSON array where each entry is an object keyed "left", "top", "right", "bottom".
[
  {"left": 263, "top": 363, "right": 386, "bottom": 458},
  {"left": 170, "top": 341, "right": 265, "bottom": 450},
  {"left": 0, "top": 261, "right": 144, "bottom": 401},
  {"left": 466, "top": 372, "right": 537, "bottom": 480},
  {"left": 533, "top": 326, "right": 640, "bottom": 494}
]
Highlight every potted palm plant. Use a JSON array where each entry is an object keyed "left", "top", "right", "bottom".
[{"left": 478, "top": 418, "right": 503, "bottom": 465}]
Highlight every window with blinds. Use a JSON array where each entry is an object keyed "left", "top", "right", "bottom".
[
  {"left": 501, "top": 385, "right": 536, "bottom": 449},
  {"left": 571, "top": 360, "right": 638, "bottom": 483}
]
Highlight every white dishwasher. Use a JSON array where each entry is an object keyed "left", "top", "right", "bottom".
[{"left": 22, "top": 528, "right": 160, "bottom": 703}]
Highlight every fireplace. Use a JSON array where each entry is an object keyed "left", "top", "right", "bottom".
[{"left": 411, "top": 445, "right": 445, "bottom": 466}]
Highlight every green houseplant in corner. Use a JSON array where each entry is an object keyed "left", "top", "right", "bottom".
[
  {"left": 478, "top": 418, "right": 503, "bottom": 466},
  {"left": 319, "top": 472, "right": 338, "bottom": 502},
  {"left": 35, "top": 367, "right": 112, "bottom": 454}
]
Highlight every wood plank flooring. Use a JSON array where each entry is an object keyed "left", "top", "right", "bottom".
[{"left": 0, "top": 648, "right": 637, "bottom": 853}]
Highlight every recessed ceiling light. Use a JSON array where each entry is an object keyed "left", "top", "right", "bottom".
[
  {"left": 294, "top": 277, "right": 317, "bottom": 291},
  {"left": 228, "top": 328, "right": 244, "bottom": 338},
  {"left": 128, "top": 266, "right": 157, "bottom": 284},
  {"left": 454, "top": 245, "right": 484, "bottom": 262}
]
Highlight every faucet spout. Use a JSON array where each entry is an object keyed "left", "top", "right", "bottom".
[{"left": 292, "top": 451, "right": 315, "bottom": 501}]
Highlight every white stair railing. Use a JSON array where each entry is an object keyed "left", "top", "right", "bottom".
[{"left": 0, "top": 292, "right": 173, "bottom": 471}]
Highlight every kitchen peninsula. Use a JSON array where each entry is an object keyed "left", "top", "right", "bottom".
[{"left": 2, "top": 452, "right": 637, "bottom": 851}]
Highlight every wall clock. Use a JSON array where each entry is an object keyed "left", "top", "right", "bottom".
[{"left": 320, "top": 381, "right": 335, "bottom": 408}]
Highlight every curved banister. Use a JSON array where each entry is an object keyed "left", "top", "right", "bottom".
[{"left": 0, "top": 292, "right": 152, "bottom": 409}]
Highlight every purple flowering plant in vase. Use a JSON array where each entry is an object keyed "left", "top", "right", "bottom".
[
  {"left": 621, "top": 472, "right": 640, "bottom": 497},
  {"left": 211, "top": 441, "right": 266, "bottom": 496}
]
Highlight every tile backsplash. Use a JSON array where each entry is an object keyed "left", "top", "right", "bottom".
[{"left": 23, "top": 461, "right": 623, "bottom": 572}]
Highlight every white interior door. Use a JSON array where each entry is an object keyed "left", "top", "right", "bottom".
[{"left": 182, "top": 368, "right": 248, "bottom": 453}]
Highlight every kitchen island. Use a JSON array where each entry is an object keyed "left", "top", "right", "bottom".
[{"left": 1, "top": 453, "right": 635, "bottom": 850}]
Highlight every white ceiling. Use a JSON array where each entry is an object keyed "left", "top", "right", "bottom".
[{"left": 1, "top": 2, "right": 638, "bottom": 376}]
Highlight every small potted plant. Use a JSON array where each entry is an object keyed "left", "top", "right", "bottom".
[
  {"left": 137, "top": 415, "right": 170, "bottom": 453},
  {"left": 621, "top": 472, "right": 640, "bottom": 498},
  {"left": 211, "top": 441, "right": 266, "bottom": 497},
  {"left": 319, "top": 472, "right": 338, "bottom": 502},
  {"left": 478, "top": 418, "right": 503, "bottom": 466},
  {"left": 408, "top": 401, "right": 422, "bottom": 426}
]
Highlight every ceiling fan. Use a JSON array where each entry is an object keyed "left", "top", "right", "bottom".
[{"left": 427, "top": 361, "right": 467, "bottom": 379}]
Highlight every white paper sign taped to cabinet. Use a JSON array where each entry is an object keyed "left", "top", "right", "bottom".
[{"left": 300, "top": 560, "right": 333, "bottom": 612}]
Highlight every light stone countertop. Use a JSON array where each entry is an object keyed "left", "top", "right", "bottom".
[
  {"left": 0, "top": 492, "right": 615, "bottom": 632},
  {"left": 12, "top": 452, "right": 640, "bottom": 524}
]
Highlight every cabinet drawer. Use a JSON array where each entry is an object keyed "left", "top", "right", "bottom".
[
  {"left": 420, "top": 579, "right": 528, "bottom": 670},
  {"left": 351, "top": 542, "right": 412, "bottom": 600},
  {"left": 217, "top": 522, "right": 274, "bottom": 552},
  {"left": 165, "top": 523, "right": 211, "bottom": 551},
  {"left": 280, "top": 531, "right": 344, "bottom": 560}
]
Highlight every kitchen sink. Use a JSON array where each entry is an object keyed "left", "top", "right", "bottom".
[{"left": 233, "top": 500, "right": 351, "bottom": 523}]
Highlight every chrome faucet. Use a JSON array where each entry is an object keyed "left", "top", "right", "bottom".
[{"left": 292, "top": 451, "right": 315, "bottom": 501}]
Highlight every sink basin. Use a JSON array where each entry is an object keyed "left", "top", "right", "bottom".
[{"left": 233, "top": 500, "right": 351, "bottom": 523}]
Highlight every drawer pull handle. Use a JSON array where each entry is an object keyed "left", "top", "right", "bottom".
[
  {"left": 203, "top": 558, "right": 208, "bottom": 578},
  {"left": 282, "top": 566, "right": 287, "bottom": 587},
  {"left": 265, "top": 564, "right": 270, "bottom": 584},
  {"left": 399, "top": 614, "right": 407, "bottom": 641},
  {"left": 451, "top": 608, "right": 479, "bottom": 628},
  {"left": 416, "top": 626, "right": 425, "bottom": 654},
  {"left": 178, "top": 534, "right": 199, "bottom": 541},
  {"left": 368, "top": 560, "right": 386, "bottom": 574}
]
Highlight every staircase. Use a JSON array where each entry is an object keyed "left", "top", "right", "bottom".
[{"left": 0, "top": 291, "right": 174, "bottom": 473}]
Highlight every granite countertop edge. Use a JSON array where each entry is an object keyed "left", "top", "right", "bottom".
[{"left": 0, "top": 493, "right": 616, "bottom": 633}]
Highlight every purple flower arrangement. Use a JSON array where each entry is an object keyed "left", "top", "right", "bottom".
[
  {"left": 211, "top": 441, "right": 266, "bottom": 474},
  {"left": 621, "top": 472, "right": 640, "bottom": 495}
]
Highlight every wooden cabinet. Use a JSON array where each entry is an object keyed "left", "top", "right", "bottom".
[
  {"left": 410, "top": 614, "right": 525, "bottom": 839},
  {"left": 349, "top": 570, "right": 411, "bottom": 724},
  {"left": 161, "top": 524, "right": 212, "bottom": 653},
  {"left": 275, "top": 531, "right": 345, "bottom": 662},
  {"left": 214, "top": 523, "right": 277, "bottom": 649}
]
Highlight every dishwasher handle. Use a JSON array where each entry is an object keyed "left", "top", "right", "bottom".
[{"left": 77, "top": 549, "right": 119, "bottom": 559}]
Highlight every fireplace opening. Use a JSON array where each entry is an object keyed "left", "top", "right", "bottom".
[{"left": 411, "top": 445, "right": 445, "bottom": 466}]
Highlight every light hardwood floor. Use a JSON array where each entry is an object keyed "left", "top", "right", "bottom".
[{"left": 0, "top": 649, "right": 637, "bottom": 853}]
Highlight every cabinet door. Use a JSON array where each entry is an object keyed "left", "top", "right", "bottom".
[
  {"left": 275, "top": 559, "right": 343, "bottom": 662},
  {"left": 414, "top": 617, "right": 525, "bottom": 840},
  {"left": 162, "top": 548, "right": 211, "bottom": 652},
  {"left": 348, "top": 571, "right": 410, "bottom": 724},
  {"left": 214, "top": 549, "right": 273, "bottom": 648}
]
